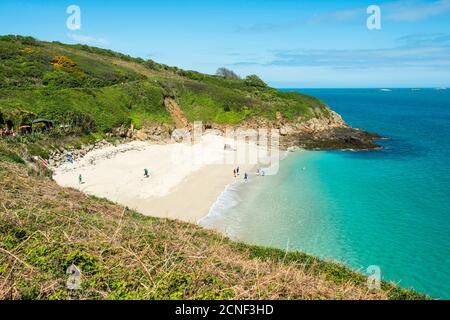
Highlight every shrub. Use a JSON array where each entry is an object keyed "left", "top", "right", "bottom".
[
  {"left": 0, "top": 35, "right": 40, "bottom": 46},
  {"left": 62, "top": 111, "right": 97, "bottom": 134},
  {"left": 0, "top": 148, "right": 24, "bottom": 164},
  {"left": 216, "top": 67, "right": 240, "bottom": 79},
  {"left": 245, "top": 74, "right": 268, "bottom": 88},
  {"left": 51, "top": 56, "right": 83, "bottom": 75}
]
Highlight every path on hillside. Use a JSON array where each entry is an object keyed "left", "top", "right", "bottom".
[{"left": 164, "top": 97, "right": 189, "bottom": 129}]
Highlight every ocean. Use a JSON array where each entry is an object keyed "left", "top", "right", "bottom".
[{"left": 200, "top": 88, "right": 450, "bottom": 299}]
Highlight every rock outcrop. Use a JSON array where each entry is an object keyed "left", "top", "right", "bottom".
[
  {"left": 279, "top": 111, "right": 382, "bottom": 150},
  {"left": 48, "top": 139, "right": 115, "bottom": 168},
  {"left": 199, "top": 110, "right": 382, "bottom": 151},
  {"left": 109, "top": 123, "right": 173, "bottom": 142}
]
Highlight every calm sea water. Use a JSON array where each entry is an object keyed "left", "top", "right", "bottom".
[{"left": 200, "top": 88, "right": 450, "bottom": 299}]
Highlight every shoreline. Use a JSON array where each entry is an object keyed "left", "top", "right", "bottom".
[
  {"left": 199, "top": 148, "right": 292, "bottom": 230},
  {"left": 52, "top": 134, "right": 268, "bottom": 224},
  {"left": 123, "top": 163, "right": 252, "bottom": 223}
]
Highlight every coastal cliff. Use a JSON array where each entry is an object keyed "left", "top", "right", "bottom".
[
  {"left": 221, "top": 110, "right": 382, "bottom": 150},
  {"left": 105, "top": 97, "right": 381, "bottom": 151},
  {"left": 0, "top": 35, "right": 380, "bottom": 154}
]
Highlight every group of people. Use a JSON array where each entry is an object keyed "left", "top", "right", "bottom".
[
  {"left": 235, "top": 166, "right": 267, "bottom": 179},
  {"left": 233, "top": 166, "right": 240, "bottom": 178},
  {"left": 233, "top": 166, "right": 248, "bottom": 182},
  {"left": 0, "top": 127, "right": 17, "bottom": 138}
]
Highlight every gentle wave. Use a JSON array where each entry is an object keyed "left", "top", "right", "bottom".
[
  {"left": 199, "top": 151, "right": 292, "bottom": 233},
  {"left": 198, "top": 180, "right": 245, "bottom": 236}
]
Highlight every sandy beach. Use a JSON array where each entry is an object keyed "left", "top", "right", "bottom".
[{"left": 53, "top": 133, "right": 276, "bottom": 223}]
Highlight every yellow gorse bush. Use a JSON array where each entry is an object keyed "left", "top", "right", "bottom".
[
  {"left": 51, "top": 55, "right": 77, "bottom": 70},
  {"left": 51, "top": 55, "right": 84, "bottom": 77}
]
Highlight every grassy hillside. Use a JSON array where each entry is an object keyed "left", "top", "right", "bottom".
[
  {"left": 0, "top": 146, "right": 426, "bottom": 300},
  {"left": 0, "top": 35, "right": 329, "bottom": 136}
]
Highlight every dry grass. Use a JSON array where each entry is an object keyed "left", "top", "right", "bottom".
[{"left": 0, "top": 159, "right": 426, "bottom": 300}]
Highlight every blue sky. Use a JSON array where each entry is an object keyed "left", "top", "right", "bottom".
[{"left": 1, "top": 0, "right": 450, "bottom": 88}]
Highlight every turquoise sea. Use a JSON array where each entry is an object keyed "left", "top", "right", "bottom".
[{"left": 200, "top": 88, "right": 450, "bottom": 299}]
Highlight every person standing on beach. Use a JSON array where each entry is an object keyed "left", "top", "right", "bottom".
[
  {"left": 244, "top": 172, "right": 248, "bottom": 181},
  {"left": 78, "top": 174, "right": 83, "bottom": 184},
  {"left": 144, "top": 168, "right": 149, "bottom": 178},
  {"left": 233, "top": 168, "right": 236, "bottom": 178},
  {"left": 236, "top": 166, "right": 240, "bottom": 176}
]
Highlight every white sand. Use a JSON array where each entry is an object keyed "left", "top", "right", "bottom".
[{"left": 53, "top": 133, "right": 276, "bottom": 223}]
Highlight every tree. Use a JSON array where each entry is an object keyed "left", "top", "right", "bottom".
[
  {"left": 216, "top": 67, "right": 240, "bottom": 80},
  {"left": 244, "top": 75, "right": 267, "bottom": 88}
]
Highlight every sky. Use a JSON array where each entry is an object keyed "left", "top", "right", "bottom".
[{"left": 1, "top": 0, "right": 450, "bottom": 88}]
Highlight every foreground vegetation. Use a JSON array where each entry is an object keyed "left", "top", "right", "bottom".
[{"left": 0, "top": 143, "right": 426, "bottom": 300}]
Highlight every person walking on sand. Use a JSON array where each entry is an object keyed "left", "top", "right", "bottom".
[
  {"left": 244, "top": 172, "right": 248, "bottom": 182},
  {"left": 144, "top": 168, "right": 150, "bottom": 178},
  {"left": 233, "top": 168, "right": 236, "bottom": 178},
  {"left": 78, "top": 174, "right": 83, "bottom": 185},
  {"left": 236, "top": 166, "right": 240, "bottom": 176}
]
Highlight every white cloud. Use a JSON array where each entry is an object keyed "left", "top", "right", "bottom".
[
  {"left": 229, "top": 41, "right": 450, "bottom": 70},
  {"left": 67, "top": 33, "right": 108, "bottom": 45},
  {"left": 307, "top": 0, "right": 450, "bottom": 25},
  {"left": 235, "top": 0, "right": 450, "bottom": 34},
  {"left": 385, "top": 0, "right": 450, "bottom": 21},
  {"left": 307, "top": 7, "right": 364, "bottom": 25}
]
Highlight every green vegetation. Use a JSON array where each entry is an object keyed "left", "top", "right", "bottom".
[
  {"left": 0, "top": 35, "right": 143, "bottom": 88},
  {"left": 0, "top": 82, "right": 171, "bottom": 133},
  {"left": 0, "top": 144, "right": 24, "bottom": 164},
  {"left": 0, "top": 35, "right": 329, "bottom": 137},
  {"left": 0, "top": 156, "right": 427, "bottom": 300},
  {"left": 244, "top": 74, "right": 268, "bottom": 88}
]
